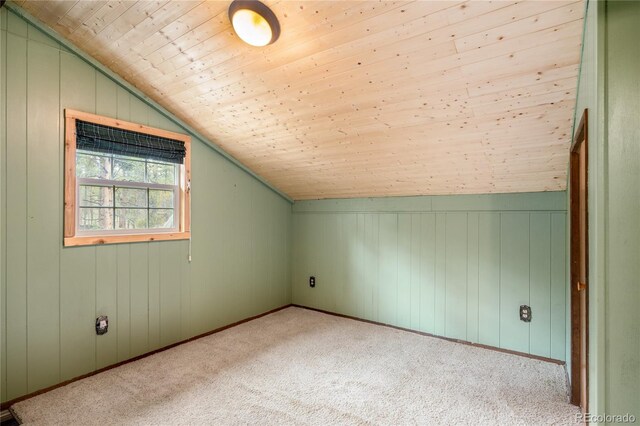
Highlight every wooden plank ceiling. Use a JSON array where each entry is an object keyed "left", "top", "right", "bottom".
[{"left": 15, "top": 0, "right": 584, "bottom": 200}]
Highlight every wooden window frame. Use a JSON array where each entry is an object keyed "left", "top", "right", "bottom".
[{"left": 64, "top": 109, "right": 191, "bottom": 247}]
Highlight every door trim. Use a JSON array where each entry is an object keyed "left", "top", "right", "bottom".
[{"left": 570, "top": 108, "right": 589, "bottom": 410}]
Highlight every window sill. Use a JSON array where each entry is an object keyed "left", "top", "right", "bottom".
[{"left": 64, "top": 232, "right": 191, "bottom": 247}]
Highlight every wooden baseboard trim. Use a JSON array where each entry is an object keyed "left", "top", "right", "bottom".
[
  {"left": 0, "top": 304, "right": 292, "bottom": 411},
  {"left": 292, "top": 304, "right": 565, "bottom": 366}
]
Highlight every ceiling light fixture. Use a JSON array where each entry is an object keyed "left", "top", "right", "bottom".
[{"left": 229, "top": 0, "right": 280, "bottom": 47}]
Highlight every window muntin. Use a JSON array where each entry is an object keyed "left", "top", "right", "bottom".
[{"left": 76, "top": 151, "right": 179, "bottom": 235}]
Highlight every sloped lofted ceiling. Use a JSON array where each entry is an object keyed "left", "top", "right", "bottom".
[{"left": 14, "top": 0, "right": 584, "bottom": 200}]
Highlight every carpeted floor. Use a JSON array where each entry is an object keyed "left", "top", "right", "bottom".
[{"left": 12, "top": 307, "right": 579, "bottom": 425}]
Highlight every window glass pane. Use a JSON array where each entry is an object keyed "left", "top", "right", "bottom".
[
  {"left": 112, "top": 158, "right": 145, "bottom": 182},
  {"left": 149, "top": 209, "right": 174, "bottom": 229},
  {"left": 115, "top": 208, "right": 148, "bottom": 230},
  {"left": 149, "top": 190, "right": 174, "bottom": 208},
  {"left": 79, "top": 208, "right": 113, "bottom": 231},
  {"left": 79, "top": 185, "right": 113, "bottom": 208},
  {"left": 147, "top": 162, "right": 176, "bottom": 185},
  {"left": 115, "top": 187, "right": 147, "bottom": 208},
  {"left": 76, "top": 152, "right": 111, "bottom": 179}
]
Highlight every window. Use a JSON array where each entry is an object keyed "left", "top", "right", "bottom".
[
  {"left": 76, "top": 152, "right": 179, "bottom": 232},
  {"left": 64, "top": 109, "right": 191, "bottom": 246}
]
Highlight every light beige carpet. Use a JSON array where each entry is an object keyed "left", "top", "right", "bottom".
[{"left": 12, "top": 307, "right": 579, "bottom": 425}]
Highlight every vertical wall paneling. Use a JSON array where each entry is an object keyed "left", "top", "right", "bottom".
[
  {"left": 397, "top": 214, "right": 411, "bottom": 329},
  {"left": 478, "top": 213, "right": 501, "bottom": 347},
  {"left": 290, "top": 215, "right": 302, "bottom": 307},
  {"left": 1, "top": 7, "right": 8, "bottom": 401},
  {"left": 95, "top": 245, "right": 117, "bottom": 369},
  {"left": 445, "top": 213, "right": 467, "bottom": 341},
  {"left": 245, "top": 181, "right": 260, "bottom": 318},
  {"left": 326, "top": 214, "right": 338, "bottom": 314},
  {"left": 312, "top": 213, "right": 322, "bottom": 312},
  {"left": 378, "top": 214, "right": 397, "bottom": 325},
  {"left": 159, "top": 241, "right": 183, "bottom": 347},
  {"left": 292, "top": 194, "right": 567, "bottom": 359},
  {"left": 529, "top": 213, "right": 551, "bottom": 358},
  {"left": 304, "top": 214, "right": 315, "bottom": 310},
  {"left": 291, "top": 213, "right": 309, "bottom": 309},
  {"left": 409, "top": 214, "right": 421, "bottom": 330},
  {"left": 604, "top": 1, "right": 640, "bottom": 416},
  {"left": 180, "top": 241, "right": 192, "bottom": 341},
  {"left": 550, "top": 213, "right": 566, "bottom": 361},
  {"left": 116, "top": 245, "right": 131, "bottom": 362},
  {"left": 5, "top": 26, "right": 28, "bottom": 400},
  {"left": 234, "top": 176, "right": 254, "bottom": 322},
  {"left": 335, "top": 214, "right": 350, "bottom": 316},
  {"left": 129, "top": 243, "right": 149, "bottom": 358},
  {"left": 264, "top": 199, "right": 276, "bottom": 313},
  {"left": 368, "top": 214, "right": 380, "bottom": 322},
  {"left": 500, "top": 213, "right": 530, "bottom": 354},
  {"left": 355, "top": 213, "right": 366, "bottom": 319},
  {"left": 282, "top": 201, "right": 292, "bottom": 307},
  {"left": 466, "top": 213, "right": 479, "bottom": 343},
  {"left": 298, "top": 214, "right": 315, "bottom": 310},
  {"left": 434, "top": 213, "right": 446, "bottom": 336},
  {"left": 206, "top": 148, "right": 230, "bottom": 326},
  {"left": 259, "top": 185, "right": 275, "bottom": 315},
  {"left": 362, "top": 213, "right": 377, "bottom": 322},
  {"left": 59, "top": 51, "right": 96, "bottom": 381},
  {"left": 320, "top": 214, "right": 338, "bottom": 312},
  {"left": 330, "top": 213, "right": 343, "bottom": 315},
  {"left": 419, "top": 213, "right": 436, "bottom": 334},
  {"left": 1, "top": 11, "right": 292, "bottom": 404},
  {"left": 26, "top": 37, "right": 61, "bottom": 393},
  {"left": 147, "top": 241, "right": 161, "bottom": 351}
]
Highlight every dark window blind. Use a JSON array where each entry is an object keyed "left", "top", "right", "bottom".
[{"left": 76, "top": 120, "right": 186, "bottom": 164}]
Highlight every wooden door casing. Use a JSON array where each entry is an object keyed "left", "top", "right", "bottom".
[{"left": 570, "top": 109, "right": 589, "bottom": 412}]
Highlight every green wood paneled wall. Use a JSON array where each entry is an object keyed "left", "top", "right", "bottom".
[
  {"left": 292, "top": 193, "right": 567, "bottom": 360},
  {"left": 0, "top": 9, "right": 291, "bottom": 404},
  {"left": 571, "top": 0, "right": 602, "bottom": 412},
  {"left": 602, "top": 0, "right": 639, "bottom": 418},
  {"left": 571, "top": 1, "right": 640, "bottom": 419}
]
